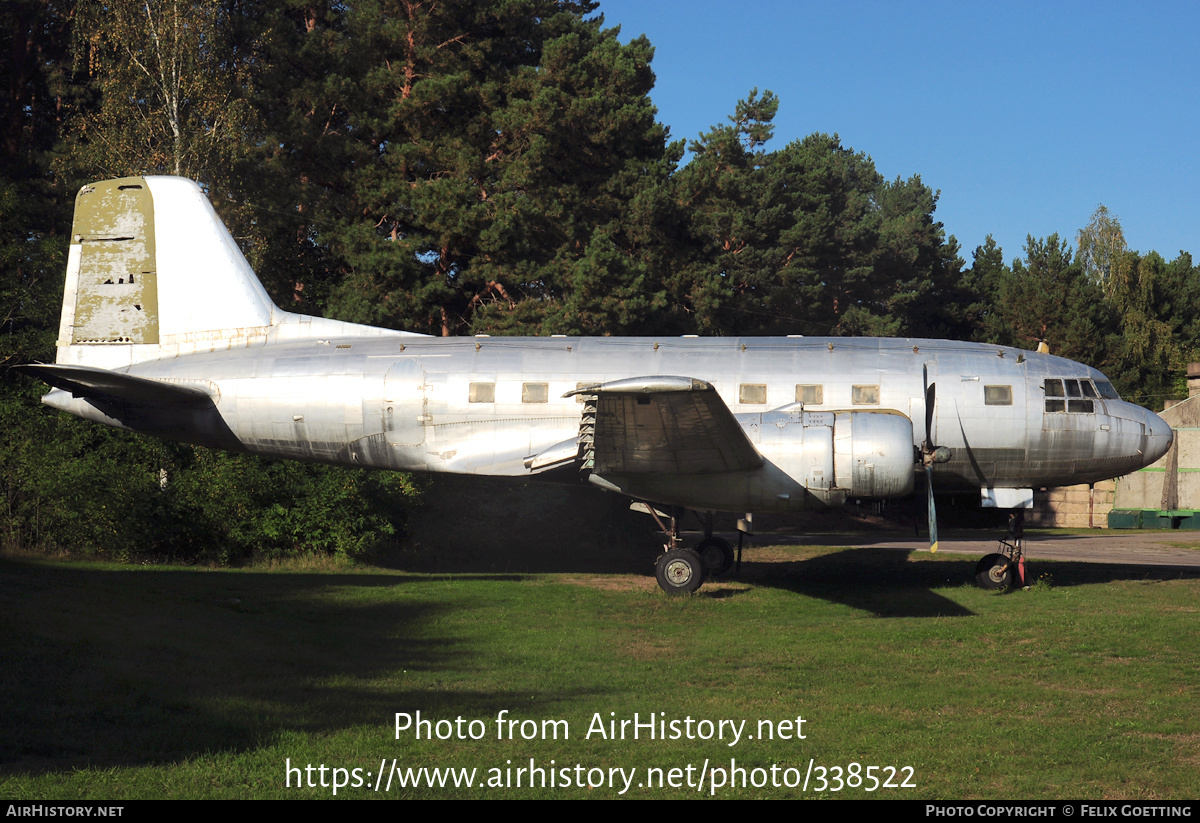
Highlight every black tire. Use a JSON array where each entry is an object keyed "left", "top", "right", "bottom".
[
  {"left": 695, "top": 537, "right": 735, "bottom": 576},
  {"left": 655, "top": 548, "right": 706, "bottom": 595},
  {"left": 975, "top": 553, "right": 1014, "bottom": 590}
]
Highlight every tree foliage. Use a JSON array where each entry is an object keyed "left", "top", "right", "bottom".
[
  {"left": 994, "top": 235, "right": 1111, "bottom": 363},
  {"left": 677, "top": 98, "right": 967, "bottom": 338},
  {"left": 58, "top": 0, "right": 260, "bottom": 181},
  {"left": 1077, "top": 204, "right": 1130, "bottom": 296},
  {"left": 314, "top": 0, "right": 677, "bottom": 336}
]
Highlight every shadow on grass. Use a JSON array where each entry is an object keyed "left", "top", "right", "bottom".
[
  {"left": 394, "top": 511, "right": 1200, "bottom": 619},
  {"left": 9, "top": 531, "right": 1195, "bottom": 777},
  {"left": 706, "top": 547, "right": 977, "bottom": 617},
  {"left": 700, "top": 541, "right": 1200, "bottom": 617},
  {"left": 0, "top": 559, "right": 596, "bottom": 776},
  {"left": 1013, "top": 558, "right": 1200, "bottom": 587}
]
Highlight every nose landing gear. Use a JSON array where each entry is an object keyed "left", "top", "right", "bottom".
[{"left": 975, "top": 511, "right": 1026, "bottom": 590}]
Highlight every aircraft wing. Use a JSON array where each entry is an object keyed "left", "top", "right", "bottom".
[
  {"left": 566, "top": 376, "right": 763, "bottom": 475},
  {"left": 19, "top": 363, "right": 213, "bottom": 407}
]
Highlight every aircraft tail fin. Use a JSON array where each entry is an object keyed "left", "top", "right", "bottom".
[{"left": 55, "top": 176, "right": 408, "bottom": 370}]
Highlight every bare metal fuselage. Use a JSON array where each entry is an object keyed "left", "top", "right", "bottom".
[
  {"left": 43, "top": 333, "right": 1171, "bottom": 514},
  {"left": 30, "top": 176, "right": 1172, "bottom": 524}
]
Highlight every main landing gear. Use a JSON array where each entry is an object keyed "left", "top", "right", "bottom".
[
  {"left": 637, "top": 504, "right": 744, "bottom": 594},
  {"left": 655, "top": 548, "right": 705, "bottom": 594},
  {"left": 695, "top": 536, "right": 736, "bottom": 576},
  {"left": 975, "top": 511, "right": 1027, "bottom": 591}
]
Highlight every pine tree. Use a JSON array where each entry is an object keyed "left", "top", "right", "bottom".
[{"left": 311, "top": 1, "right": 677, "bottom": 336}]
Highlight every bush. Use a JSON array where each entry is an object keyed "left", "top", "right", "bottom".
[{"left": 1, "top": 378, "right": 420, "bottom": 563}]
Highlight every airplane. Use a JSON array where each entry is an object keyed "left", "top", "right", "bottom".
[{"left": 21, "top": 176, "right": 1175, "bottom": 594}]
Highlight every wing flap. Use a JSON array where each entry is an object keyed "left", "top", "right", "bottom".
[{"left": 568, "top": 375, "right": 762, "bottom": 475}]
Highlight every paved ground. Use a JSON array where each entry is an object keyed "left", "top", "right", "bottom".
[{"left": 757, "top": 529, "right": 1200, "bottom": 568}]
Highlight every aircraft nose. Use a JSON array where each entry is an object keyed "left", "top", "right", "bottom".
[{"left": 1143, "top": 410, "right": 1174, "bottom": 465}]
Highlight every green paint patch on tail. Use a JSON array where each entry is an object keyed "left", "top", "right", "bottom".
[{"left": 67, "top": 178, "right": 160, "bottom": 345}]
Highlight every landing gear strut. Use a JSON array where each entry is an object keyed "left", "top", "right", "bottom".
[
  {"left": 975, "top": 511, "right": 1026, "bottom": 590},
  {"left": 640, "top": 505, "right": 708, "bottom": 595},
  {"left": 634, "top": 504, "right": 746, "bottom": 594}
]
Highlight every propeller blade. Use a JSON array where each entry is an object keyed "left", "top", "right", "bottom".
[
  {"left": 922, "top": 363, "right": 939, "bottom": 552},
  {"left": 926, "top": 465, "right": 938, "bottom": 553},
  {"left": 924, "top": 377, "right": 936, "bottom": 449}
]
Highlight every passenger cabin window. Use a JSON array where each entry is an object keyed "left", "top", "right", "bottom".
[
  {"left": 739, "top": 383, "right": 767, "bottom": 404},
  {"left": 469, "top": 382, "right": 495, "bottom": 403},
  {"left": 522, "top": 382, "right": 549, "bottom": 403},
  {"left": 984, "top": 385, "right": 1012, "bottom": 405},
  {"left": 852, "top": 385, "right": 880, "bottom": 405},
  {"left": 796, "top": 384, "right": 823, "bottom": 405}
]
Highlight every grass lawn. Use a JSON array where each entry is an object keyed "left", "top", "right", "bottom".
[{"left": 1, "top": 542, "right": 1197, "bottom": 799}]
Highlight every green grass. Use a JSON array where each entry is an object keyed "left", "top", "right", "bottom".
[{"left": 1, "top": 545, "right": 1197, "bottom": 799}]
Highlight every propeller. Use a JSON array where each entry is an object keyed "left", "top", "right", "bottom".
[{"left": 921, "top": 365, "right": 951, "bottom": 552}]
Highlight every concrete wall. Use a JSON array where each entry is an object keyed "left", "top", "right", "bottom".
[
  {"left": 1028, "top": 480, "right": 1114, "bottom": 528},
  {"left": 1114, "top": 394, "right": 1200, "bottom": 513}
]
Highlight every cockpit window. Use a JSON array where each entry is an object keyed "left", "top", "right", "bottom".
[
  {"left": 1045, "top": 378, "right": 1096, "bottom": 413},
  {"left": 1044, "top": 379, "right": 1065, "bottom": 413},
  {"left": 1094, "top": 380, "right": 1120, "bottom": 399}
]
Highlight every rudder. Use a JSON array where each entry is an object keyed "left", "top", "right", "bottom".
[
  {"left": 54, "top": 175, "right": 414, "bottom": 371},
  {"left": 56, "top": 176, "right": 278, "bottom": 368}
]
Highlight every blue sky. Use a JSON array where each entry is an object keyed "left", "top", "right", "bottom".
[{"left": 595, "top": 0, "right": 1199, "bottom": 267}]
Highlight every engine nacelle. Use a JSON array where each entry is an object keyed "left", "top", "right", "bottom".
[
  {"left": 752, "top": 408, "right": 915, "bottom": 506},
  {"left": 588, "top": 407, "right": 918, "bottom": 514}
]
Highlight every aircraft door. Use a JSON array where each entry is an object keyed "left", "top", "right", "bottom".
[{"left": 382, "top": 360, "right": 426, "bottom": 447}]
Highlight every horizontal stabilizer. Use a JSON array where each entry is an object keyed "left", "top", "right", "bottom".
[{"left": 20, "top": 363, "right": 213, "bottom": 407}]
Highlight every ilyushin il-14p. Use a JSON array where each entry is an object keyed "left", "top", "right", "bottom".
[{"left": 22, "top": 177, "right": 1174, "bottom": 594}]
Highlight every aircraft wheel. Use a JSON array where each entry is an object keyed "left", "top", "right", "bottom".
[
  {"left": 975, "top": 553, "right": 1014, "bottom": 591},
  {"left": 655, "top": 548, "right": 706, "bottom": 595},
  {"left": 695, "top": 537, "right": 735, "bottom": 576}
]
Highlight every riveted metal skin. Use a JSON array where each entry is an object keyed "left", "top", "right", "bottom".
[{"left": 29, "top": 177, "right": 1174, "bottom": 517}]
